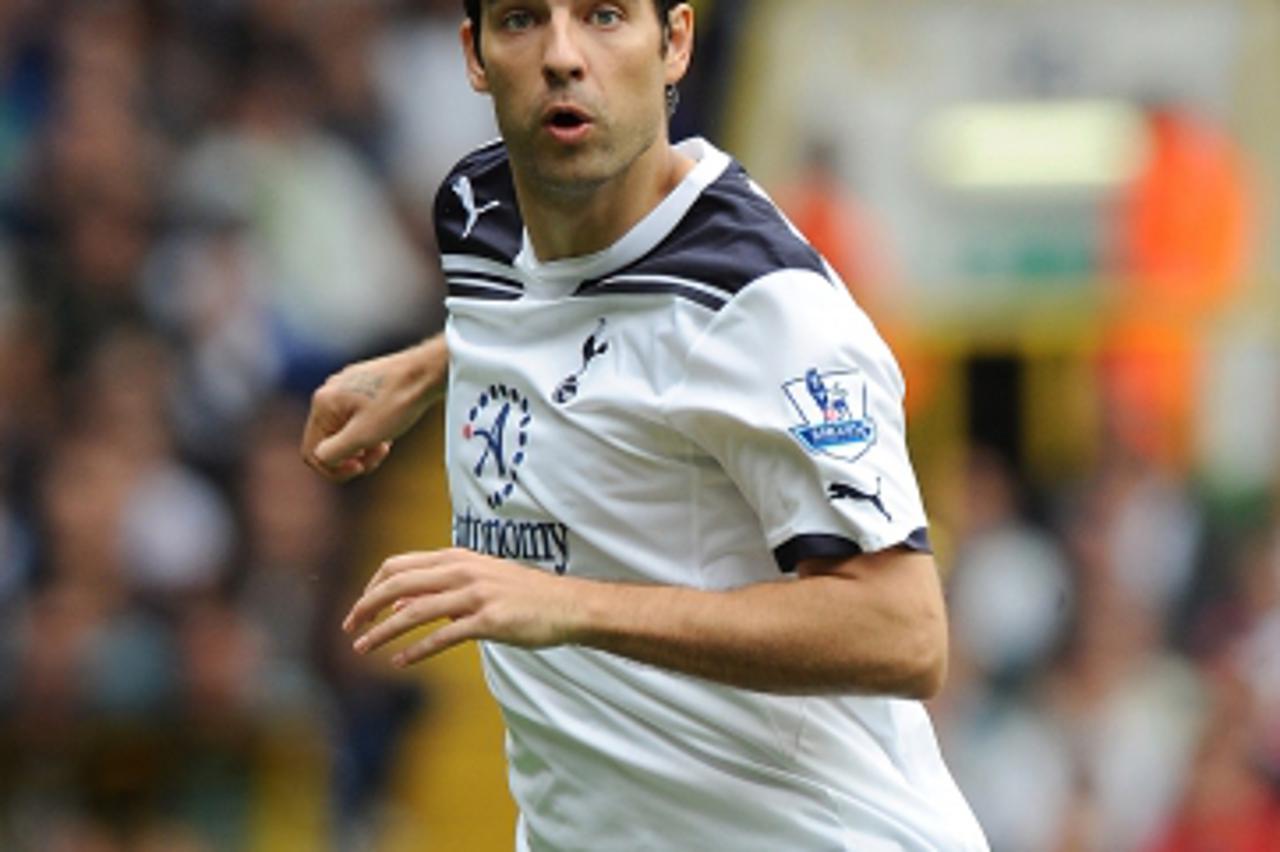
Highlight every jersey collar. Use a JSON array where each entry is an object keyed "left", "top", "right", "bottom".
[{"left": 513, "top": 138, "right": 731, "bottom": 293}]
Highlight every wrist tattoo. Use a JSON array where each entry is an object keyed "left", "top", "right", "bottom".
[{"left": 342, "top": 372, "right": 385, "bottom": 401}]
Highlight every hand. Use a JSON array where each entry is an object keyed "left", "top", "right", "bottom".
[
  {"left": 301, "top": 336, "right": 446, "bottom": 482},
  {"left": 344, "top": 549, "right": 588, "bottom": 667}
]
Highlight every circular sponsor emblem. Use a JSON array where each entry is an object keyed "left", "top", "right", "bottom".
[{"left": 462, "top": 384, "right": 531, "bottom": 509}]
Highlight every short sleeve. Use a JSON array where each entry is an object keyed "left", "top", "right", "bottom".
[{"left": 663, "top": 269, "right": 931, "bottom": 572}]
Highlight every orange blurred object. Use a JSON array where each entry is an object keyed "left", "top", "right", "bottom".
[
  {"left": 1101, "top": 104, "right": 1257, "bottom": 467},
  {"left": 1114, "top": 104, "right": 1255, "bottom": 307}
]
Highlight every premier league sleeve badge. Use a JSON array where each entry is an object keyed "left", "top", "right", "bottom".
[{"left": 782, "top": 368, "right": 878, "bottom": 464}]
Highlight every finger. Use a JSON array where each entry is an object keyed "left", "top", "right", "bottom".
[
  {"left": 362, "top": 441, "right": 393, "bottom": 463},
  {"left": 344, "top": 559, "right": 463, "bottom": 633},
  {"left": 302, "top": 451, "right": 334, "bottom": 478},
  {"left": 315, "top": 424, "right": 381, "bottom": 469},
  {"left": 358, "top": 441, "right": 393, "bottom": 473},
  {"left": 303, "top": 453, "right": 361, "bottom": 484},
  {"left": 302, "top": 419, "right": 343, "bottom": 474},
  {"left": 359, "top": 553, "right": 420, "bottom": 602},
  {"left": 321, "top": 458, "right": 367, "bottom": 483},
  {"left": 390, "top": 616, "right": 483, "bottom": 667},
  {"left": 301, "top": 384, "right": 352, "bottom": 465},
  {"left": 363, "top": 549, "right": 454, "bottom": 597},
  {"left": 348, "top": 596, "right": 410, "bottom": 635},
  {"left": 299, "top": 405, "right": 331, "bottom": 466},
  {"left": 353, "top": 589, "right": 474, "bottom": 655}
]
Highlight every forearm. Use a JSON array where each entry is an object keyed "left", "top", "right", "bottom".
[
  {"left": 346, "top": 549, "right": 946, "bottom": 699},
  {"left": 404, "top": 332, "right": 450, "bottom": 411},
  {"left": 567, "top": 554, "right": 947, "bottom": 698},
  {"left": 336, "top": 332, "right": 449, "bottom": 428},
  {"left": 303, "top": 332, "right": 451, "bottom": 480}
]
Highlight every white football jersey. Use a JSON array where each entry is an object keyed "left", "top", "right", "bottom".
[{"left": 436, "top": 138, "right": 988, "bottom": 852}]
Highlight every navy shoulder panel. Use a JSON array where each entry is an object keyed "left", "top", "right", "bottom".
[
  {"left": 577, "top": 161, "right": 829, "bottom": 306},
  {"left": 434, "top": 141, "right": 524, "bottom": 264}
]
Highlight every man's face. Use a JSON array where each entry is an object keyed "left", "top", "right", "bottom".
[{"left": 462, "top": 0, "right": 692, "bottom": 195}]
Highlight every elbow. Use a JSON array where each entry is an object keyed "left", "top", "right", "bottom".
[
  {"left": 892, "top": 614, "right": 949, "bottom": 701},
  {"left": 900, "top": 638, "right": 947, "bottom": 701}
]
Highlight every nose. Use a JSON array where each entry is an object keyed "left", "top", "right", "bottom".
[{"left": 542, "top": 10, "right": 586, "bottom": 86}]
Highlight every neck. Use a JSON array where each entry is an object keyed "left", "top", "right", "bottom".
[{"left": 512, "top": 139, "right": 696, "bottom": 262}]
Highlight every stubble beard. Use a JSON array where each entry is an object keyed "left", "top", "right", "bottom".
[{"left": 502, "top": 107, "right": 663, "bottom": 204}]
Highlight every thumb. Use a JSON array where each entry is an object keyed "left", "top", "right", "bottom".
[{"left": 315, "top": 424, "right": 378, "bottom": 467}]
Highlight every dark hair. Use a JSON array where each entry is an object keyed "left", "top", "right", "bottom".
[{"left": 462, "top": 1, "right": 682, "bottom": 61}]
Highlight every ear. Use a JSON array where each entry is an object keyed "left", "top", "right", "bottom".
[
  {"left": 663, "top": 3, "right": 695, "bottom": 87},
  {"left": 460, "top": 19, "right": 490, "bottom": 93}
]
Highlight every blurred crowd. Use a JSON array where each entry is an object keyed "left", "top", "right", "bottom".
[
  {"left": 0, "top": 0, "right": 494, "bottom": 848},
  {"left": 937, "top": 445, "right": 1280, "bottom": 852},
  {"left": 0, "top": 0, "right": 1277, "bottom": 851}
]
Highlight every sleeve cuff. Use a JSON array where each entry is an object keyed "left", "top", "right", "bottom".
[{"left": 773, "top": 527, "right": 932, "bottom": 573}]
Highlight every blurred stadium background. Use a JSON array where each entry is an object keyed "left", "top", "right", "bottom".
[{"left": 0, "top": 0, "right": 1278, "bottom": 849}]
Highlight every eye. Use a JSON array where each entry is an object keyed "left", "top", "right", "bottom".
[
  {"left": 587, "top": 5, "right": 624, "bottom": 27},
  {"left": 499, "top": 9, "right": 536, "bottom": 31}
]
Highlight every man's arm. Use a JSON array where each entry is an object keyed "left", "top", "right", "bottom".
[
  {"left": 301, "top": 334, "right": 449, "bottom": 482},
  {"left": 344, "top": 546, "right": 948, "bottom": 699}
]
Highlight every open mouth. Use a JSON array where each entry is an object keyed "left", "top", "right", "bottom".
[
  {"left": 549, "top": 110, "right": 588, "bottom": 129},
  {"left": 543, "top": 105, "right": 592, "bottom": 134}
]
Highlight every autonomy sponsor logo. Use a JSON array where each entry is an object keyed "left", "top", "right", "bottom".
[
  {"left": 457, "top": 382, "right": 571, "bottom": 573},
  {"left": 453, "top": 506, "right": 570, "bottom": 575}
]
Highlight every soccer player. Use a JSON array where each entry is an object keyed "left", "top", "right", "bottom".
[{"left": 302, "top": 1, "right": 989, "bottom": 848}]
